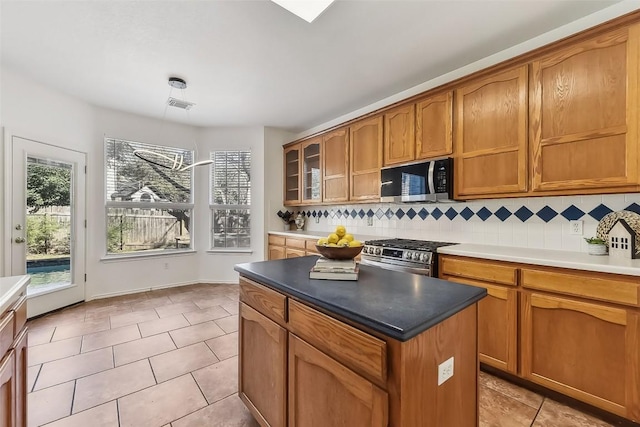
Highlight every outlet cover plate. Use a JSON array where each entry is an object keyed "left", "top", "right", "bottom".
[
  {"left": 438, "top": 356, "right": 454, "bottom": 386},
  {"left": 569, "top": 220, "right": 583, "bottom": 235}
]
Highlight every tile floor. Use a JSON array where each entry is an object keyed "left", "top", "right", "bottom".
[{"left": 26, "top": 283, "right": 615, "bottom": 427}]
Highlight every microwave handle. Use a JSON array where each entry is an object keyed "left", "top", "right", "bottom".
[{"left": 427, "top": 161, "right": 436, "bottom": 194}]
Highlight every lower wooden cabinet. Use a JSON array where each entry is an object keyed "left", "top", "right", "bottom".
[
  {"left": 0, "top": 294, "right": 27, "bottom": 427},
  {"left": 288, "top": 334, "right": 388, "bottom": 427},
  {"left": 13, "top": 331, "right": 26, "bottom": 427},
  {"left": 0, "top": 350, "right": 15, "bottom": 427},
  {"left": 521, "top": 292, "right": 640, "bottom": 420},
  {"left": 239, "top": 303, "right": 287, "bottom": 427}
]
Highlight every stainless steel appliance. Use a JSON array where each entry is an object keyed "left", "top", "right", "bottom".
[
  {"left": 380, "top": 158, "right": 453, "bottom": 203},
  {"left": 360, "top": 238, "right": 456, "bottom": 276}
]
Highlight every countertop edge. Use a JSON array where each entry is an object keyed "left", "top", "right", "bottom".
[
  {"left": 235, "top": 266, "right": 486, "bottom": 342},
  {"left": 0, "top": 275, "right": 30, "bottom": 314}
]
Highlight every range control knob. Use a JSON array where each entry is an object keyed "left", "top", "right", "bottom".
[
  {"left": 413, "top": 253, "right": 421, "bottom": 261},
  {"left": 375, "top": 247, "right": 382, "bottom": 255},
  {"left": 405, "top": 251, "right": 412, "bottom": 260},
  {"left": 421, "top": 253, "right": 429, "bottom": 262}
]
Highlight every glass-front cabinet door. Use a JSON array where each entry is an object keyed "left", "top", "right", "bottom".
[
  {"left": 284, "top": 145, "right": 301, "bottom": 205},
  {"left": 301, "top": 137, "right": 322, "bottom": 204}
]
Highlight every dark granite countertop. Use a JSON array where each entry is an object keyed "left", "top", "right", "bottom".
[{"left": 234, "top": 256, "right": 486, "bottom": 342}]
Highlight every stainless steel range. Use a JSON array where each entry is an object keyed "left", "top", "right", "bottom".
[{"left": 360, "top": 238, "right": 457, "bottom": 276}]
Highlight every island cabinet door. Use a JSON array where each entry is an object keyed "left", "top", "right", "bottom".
[
  {"left": 0, "top": 350, "right": 15, "bottom": 427},
  {"left": 521, "top": 292, "right": 640, "bottom": 420},
  {"left": 239, "top": 303, "right": 287, "bottom": 427},
  {"left": 288, "top": 334, "right": 388, "bottom": 427},
  {"left": 13, "top": 330, "right": 27, "bottom": 427}
]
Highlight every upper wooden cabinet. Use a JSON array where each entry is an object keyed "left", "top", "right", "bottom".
[
  {"left": 455, "top": 65, "right": 528, "bottom": 198},
  {"left": 350, "top": 116, "right": 383, "bottom": 201},
  {"left": 322, "top": 128, "right": 350, "bottom": 203},
  {"left": 530, "top": 24, "right": 640, "bottom": 192},
  {"left": 301, "top": 137, "right": 322, "bottom": 205},
  {"left": 416, "top": 91, "right": 453, "bottom": 160},
  {"left": 283, "top": 145, "right": 301, "bottom": 206},
  {"left": 383, "top": 104, "right": 415, "bottom": 166}
]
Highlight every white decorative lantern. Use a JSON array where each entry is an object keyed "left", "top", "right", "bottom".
[{"left": 608, "top": 219, "right": 637, "bottom": 259}]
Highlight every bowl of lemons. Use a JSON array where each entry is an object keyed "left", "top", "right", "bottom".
[{"left": 315, "top": 225, "right": 363, "bottom": 260}]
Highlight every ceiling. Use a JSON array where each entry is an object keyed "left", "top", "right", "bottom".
[{"left": 0, "top": 0, "right": 629, "bottom": 133}]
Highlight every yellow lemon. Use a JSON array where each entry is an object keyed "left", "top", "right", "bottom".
[
  {"left": 327, "top": 243, "right": 339, "bottom": 247},
  {"left": 335, "top": 225, "right": 346, "bottom": 238},
  {"left": 337, "top": 239, "right": 349, "bottom": 247},
  {"left": 344, "top": 233, "right": 354, "bottom": 242},
  {"left": 349, "top": 240, "right": 362, "bottom": 247},
  {"left": 327, "top": 233, "right": 339, "bottom": 244},
  {"left": 317, "top": 237, "right": 328, "bottom": 246}
]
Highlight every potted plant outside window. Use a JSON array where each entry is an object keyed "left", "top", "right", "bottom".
[{"left": 584, "top": 237, "right": 607, "bottom": 255}]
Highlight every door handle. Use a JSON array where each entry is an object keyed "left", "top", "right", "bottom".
[{"left": 14, "top": 237, "right": 25, "bottom": 243}]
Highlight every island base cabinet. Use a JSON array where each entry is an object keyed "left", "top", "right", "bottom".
[
  {"left": 239, "top": 303, "right": 287, "bottom": 427},
  {"left": 521, "top": 292, "right": 640, "bottom": 421},
  {"left": 288, "top": 334, "right": 388, "bottom": 427},
  {"left": 0, "top": 350, "right": 15, "bottom": 427}
]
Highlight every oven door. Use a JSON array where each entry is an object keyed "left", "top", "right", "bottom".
[{"left": 360, "top": 258, "right": 432, "bottom": 276}]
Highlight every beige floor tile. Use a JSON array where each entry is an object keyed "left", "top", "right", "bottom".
[
  {"left": 155, "top": 301, "right": 200, "bottom": 318},
  {"left": 479, "top": 384, "right": 538, "bottom": 427},
  {"left": 110, "top": 308, "right": 159, "bottom": 329},
  {"left": 183, "top": 306, "right": 230, "bottom": 325},
  {"left": 84, "top": 304, "right": 133, "bottom": 321},
  {"left": 215, "top": 315, "right": 239, "bottom": 333},
  {"left": 169, "top": 321, "right": 226, "bottom": 348},
  {"left": 192, "top": 356, "right": 238, "bottom": 404},
  {"left": 220, "top": 301, "right": 239, "bottom": 315},
  {"left": 114, "top": 332, "right": 176, "bottom": 366},
  {"left": 194, "top": 296, "right": 236, "bottom": 310},
  {"left": 73, "top": 359, "right": 156, "bottom": 413},
  {"left": 118, "top": 374, "right": 208, "bottom": 427},
  {"left": 51, "top": 318, "right": 110, "bottom": 341},
  {"left": 28, "top": 380, "right": 75, "bottom": 427},
  {"left": 480, "top": 371, "right": 543, "bottom": 410},
  {"left": 28, "top": 327, "right": 55, "bottom": 346},
  {"left": 166, "top": 290, "right": 202, "bottom": 304},
  {"left": 129, "top": 295, "right": 173, "bottom": 312},
  {"left": 172, "top": 395, "right": 259, "bottom": 427},
  {"left": 43, "top": 401, "right": 119, "bottom": 427},
  {"left": 35, "top": 347, "right": 114, "bottom": 390},
  {"left": 28, "top": 365, "right": 41, "bottom": 393},
  {"left": 205, "top": 332, "right": 238, "bottom": 360},
  {"left": 29, "top": 337, "right": 82, "bottom": 366},
  {"left": 150, "top": 342, "right": 219, "bottom": 383},
  {"left": 28, "top": 310, "right": 86, "bottom": 330},
  {"left": 138, "top": 314, "right": 190, "bottom": 337},
  {"left": 81, "top": 324, "right": 141, "bottom": 353},
  {"left": 531, "top": 399, "right": 613, "bottom": 427}
]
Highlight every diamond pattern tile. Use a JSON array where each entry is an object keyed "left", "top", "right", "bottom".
[
  {"left": 323, "top": 210, "right": 329, "bottom": 218},
  {"left": 431, "top": 208, "right": 443, "bottom": 220},
  {"left": 418, "top": 208, "right": 429, "bottom": 220},
  {"left": 514, "top": 206, "right": 534, "bottom": 222},
  {"left": 625, "top": 203, "right": 640, "bottom": 215},
  {"left": 385, "top": 208, "right": 394, "bottom": 219},
  {"left": 350, "top": 210, "right": 358, "bottom": 218},
  {"left": 366, "top": 209, "right": 375, "bottom": 218},
  {"left": 560, "top": 205, "right": 585, "bottom": 221},
  {"left": 335, "top": 210, "right": 342, "bottom": 218},
  {"left": 329, "top": 210, "right": 336, "bottom": 218},
  {"left": 476, "top": 207, "right": 492, "bottom": 221},
  {"left": 375, "top": 208, "right": 385, "bottom": 219},
  {"left": 444, "top": 207, "right": 458, "bottom": 220},
  {"left": 588, "top": 204, "right": 613, "bottom": 221},
  {"left": 460, "top": 207, "right": 474, "bottom": 220},
  {"left": 536, "top": 206, "right": 558, "bottom": 222},
  {"left": 406, "top": 208, "right": 417, "bottom": 219},
  {"left": 395, "top": 209, "right": 405, "bottom": 219},
  {"left": 494, "top": 207, "right": 512, "bottom": 222},
  {"left": 358, "top": 209, "right": 366, "bottom": 219}
]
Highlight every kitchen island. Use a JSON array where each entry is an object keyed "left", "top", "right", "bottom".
[{"left": 234, "top": 256, "right": 486, "bottom": 427}]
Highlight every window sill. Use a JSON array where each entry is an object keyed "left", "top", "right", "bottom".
[
  {"left": 206, "top": 249, "right": 253, "bottom": 254},
  {"left": 101, "top": 250, "right": 197, "bottom": 262}
]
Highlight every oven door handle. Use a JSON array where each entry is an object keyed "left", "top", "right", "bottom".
[{"left": 360, "top": 258, "right": 431, "bottom": 276}]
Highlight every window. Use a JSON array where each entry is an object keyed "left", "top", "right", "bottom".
[
  {"left": 210, "top": 150, "right": 251, "bottom": 249},
  {"left": 105, "top": 138, "right": 194, "bottom": 255}
]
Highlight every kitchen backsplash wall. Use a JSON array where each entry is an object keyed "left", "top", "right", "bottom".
[{"left": 286, "top": 193, "right": 640, "bottom": 253}]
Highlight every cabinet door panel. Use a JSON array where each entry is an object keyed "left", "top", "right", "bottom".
[
  {"left": 269, "top": 245, "right": 286, "bottom": 261},
  {"left": 416, "top": 91, "right": 453, "bottom": 160},
  {"left": 239, "top": 303, "right": 286, "bottom": 427},
  {"left": 322, "top": 128, "right": 349, "bottom": 202},
  {"left": 0, "top": 350, "right": 15, "bottom": 427},
  {"left": 284, "top": 146, "right": 301, "bottom": 205},
  {"left": 13, "top": 330, "right": 26, "bottom": 427},
  {"left": 285, "top": 248, "right": 306, "bottom": 259},
  {"left": 455, "top": 66, "right": 528, "bottom": 197},
  {"left": 350, "top": 116, "right": 382, "bottom": 201},
  {"left": 531, "top": 25, "right": 639, "bottom": 190},
  {"left": 288, "top": 335, "right": 388, "bottom": 427},
  {"left": 301, "top": 138, "right": 322, "bottom": 204},
  {"left": 384, "top": 104, "right": 415, "bottom": 166},
  {"left": 521, "top": 292, "right": 640, "bottom": 418}
]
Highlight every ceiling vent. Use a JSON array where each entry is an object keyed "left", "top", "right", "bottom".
[{"left": 167, "top": 97, "right": 195, "bottom": 110}]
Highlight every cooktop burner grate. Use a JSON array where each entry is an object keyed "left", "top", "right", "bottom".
[{"left": 363, "top": 238, "right": 456, "bottom": 252}]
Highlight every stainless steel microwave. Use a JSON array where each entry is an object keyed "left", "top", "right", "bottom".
[{"left": 380, "top": 158, "right": 454, "bottom": 203}]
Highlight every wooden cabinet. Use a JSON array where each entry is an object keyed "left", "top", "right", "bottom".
[
  {"left": 455, "top": 66, "right": 528, "bottom": 198},
  {"left": 13, "top": 331, "right": 26, "bottom": 427},
  {"left": 322, "top": 128, "right": 350, "bottom": 203},
  {"left": 530, "top": 24, "right": 640, "bottom": 192},
  {"left": 268, "top": 235, "right": 286, "bottom": 260},
  {"left": 0, "top": 294, "right": 27, "bottom": 427},
  {"left": 416, "top": 91, "right": 453, "bottom": 160},
  {"left": 283, "top": 145, "right": 301, "bottom": 206},
  {"left": 350, "top": 116, "right": 383, "bottom": 201},
  {"left": 288, "top": 334, "right": 388, "bottom": 427},
  {"left": 301, "top": 137, "right": 322, "bottom": 205},
  {"left": 383, "top": 104, "right": 415, "bottom": 166},
  {"left": 440, "top": 256, "right": 518, "bottom": 374},
  {"left": 0, "top": 350, "right": 15, "bottom": 427},
  {"left": 268, "top": 234, "right": 323, "bottom": 260}
]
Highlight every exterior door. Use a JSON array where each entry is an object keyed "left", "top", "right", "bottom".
[{"left": 6, "top": 135, "right": 86, "bottom": 318}]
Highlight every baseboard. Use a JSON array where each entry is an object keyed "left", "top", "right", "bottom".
[{"left": 87, "top": 280, "right": 199, "bottom": 301}]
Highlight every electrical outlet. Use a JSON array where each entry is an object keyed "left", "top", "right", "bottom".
[
  {"left": 367, "top": 217, "right": 374, "bottom": 227},
  {"left": 438, "top": 356, "right": 454, "bottom": 386},
  {"left": 315, "top": 215, "right": 320, "bottom": 224},
  {"left": 569, "top": 220, "right": 583, "bottom": 235},
  {"left": 164, "top": 262, "right": 169, "bottom": 270}
]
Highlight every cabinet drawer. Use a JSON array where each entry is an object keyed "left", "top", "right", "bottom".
[
  {"left": 288, "top": 299, "right": 387, "bottom": 385},
  {"left": 10, "top": 296, "right": 27, "bottom": 338},
  {"left": 240, "top": 278, "right": 287, "bottom": 326},
  {"left": 305, "top": 239, "right": 319, "bottom": 253},
  {"left": 0, "top": 311, "right": 15, "bottom": 356},
  {"left": 521, "top": 268, "right": 639, "bottom": 307},
  {"left": 440, "top": 256, "right": 517, "bottom": 286},
  {"left": 268, "top": 234, "right": 286, "bottom": 246},
  {"left": 285, "top": 238, "right": 306, "bottom": 250}
]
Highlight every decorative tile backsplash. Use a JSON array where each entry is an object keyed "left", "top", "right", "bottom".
[{"left": 280, "top": 193, "right": 640, "bottom": 253}]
